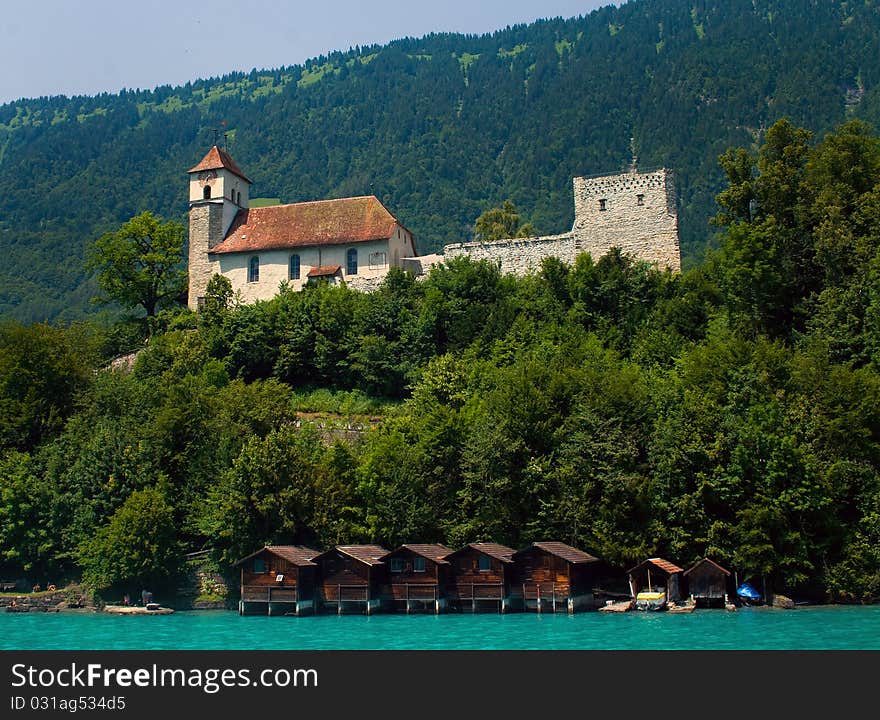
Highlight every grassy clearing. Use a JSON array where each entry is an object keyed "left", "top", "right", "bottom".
[{"left": 289, "top": 388, "right": 399, "bottom": 417}]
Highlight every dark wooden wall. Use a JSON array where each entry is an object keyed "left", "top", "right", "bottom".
[
  {"left": 686, "top": 566, "right": 728, "bottom": 598},
  {"left": 241, "top": 552, "right": 302, "bottom": 589},
  {"left": 448, "top": 549, "right": 512, "bottom": 600},
  {"left": 316, "top": 551, "right": 386, "bottom": 600},
  {"left": 386, "top": 549, "right": 448, "bottom": 599},
  {"left": 515, "top": 548, "right": 571, "bottom": 592}
]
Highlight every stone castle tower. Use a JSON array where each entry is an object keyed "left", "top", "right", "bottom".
[
  {"left": 187, "top": 146, "right": 252, "bottom": 310},
  {"left": 443, "top": 167, "right": 681, "bottom": 274},
  {"left": 572, "top": 168, "right": 680, "bottom": 271}
]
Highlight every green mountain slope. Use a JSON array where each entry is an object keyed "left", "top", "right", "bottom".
[{"left": 2, "top": 0, "right": 879, "bottom": 323}]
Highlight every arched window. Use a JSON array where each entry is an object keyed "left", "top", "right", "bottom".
[
  {"left": 248, "top": 256, "right": 260, "bottom": 283},
  {"left": 289, "top": 254, "right": 301, "bottom": 280},
  {"left": 237, "top": 191, "right": 242, "bottom": 205},
  {"left": 346, "top": 248, "right": 358, "bottom": 275},
  {"left": 203, "top": 185, "right": 211, "bottom": 200}
]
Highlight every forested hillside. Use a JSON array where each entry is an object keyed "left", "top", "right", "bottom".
[{"left": 1, "top": 0, "right": 879, "bottom": 322}]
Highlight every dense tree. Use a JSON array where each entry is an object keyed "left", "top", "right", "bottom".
[
  {"left": 77, "top": 487, "right": 180, "bottom": 591},
  {"left": 0, "top": 452, "right": 59, "bottom": 579},
  {"left": 0, "top": 322, "right": 96, "bottom": 452},
  {"left": 474, "top": 200, "right": 535, "bottom": 241},
  {"left": 198, "top": 424, "right": 326, "bottom": 564},
  {"left": 87, "top": 211, "right": 186, "bottom": 323}
]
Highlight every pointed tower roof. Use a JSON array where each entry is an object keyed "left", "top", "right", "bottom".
[{"left": 188, "top": 145, "right": 251, "bottom": 184}]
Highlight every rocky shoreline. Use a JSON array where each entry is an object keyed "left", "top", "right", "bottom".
[
  {"left": 1, "top": 586, "right": 94, "bottom": 613},
  {"left": 1, "top": 585, "right": 236, "bottom": 614}
]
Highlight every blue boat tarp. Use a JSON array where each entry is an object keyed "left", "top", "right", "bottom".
[{"left": 737, "top": 583, "right": 761, "bottom": 600}]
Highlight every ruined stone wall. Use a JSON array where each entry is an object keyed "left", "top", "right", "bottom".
[
  {"left": 443, "top": 233, "right": 575, "bottom": 275},
  {"left": 572, "top": 169, "right": 680, "bottom": 271},
  {"left": 442, "top": 169, "right": 681, "bottom": 275},
  {"left": 187, "top": 202, "right": 224, "bottom": 310}
]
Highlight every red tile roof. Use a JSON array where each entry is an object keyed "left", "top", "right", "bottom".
[
  {"left": 626, "top": 557, "right": 684, "bottom": 575},
  {"left": 233, "top": 545, "right": 319, "bottom": 567},
  {"left": 525, "top": 542, "right": 600, "bottom": 564},
  {"left": 306, "top": 265, "right": 342, "bottom": 278},
  {"left": 212, "top": 196, "right": 399, "bottom": 254},
  {"left": 188, "top": 145, "right": 251, "bottom": 184}
]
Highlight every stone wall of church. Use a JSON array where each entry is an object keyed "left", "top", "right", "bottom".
[{"left": 187, "top": 202, "right": 224, "bottom": 310}]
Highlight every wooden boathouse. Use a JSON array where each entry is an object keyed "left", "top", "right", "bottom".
[
  {"left": 627, "top": 558, "right": 684, "bottom": 604},
  {"left": 312, "top": 545, "right": 389, "bottom": 615},
  {"left": 513, "top": 542, "right": 601, "bottom": 613},
  {"left": 380, "top": 544, "right": 453, "bottom": 614},
  {"left": 234, "top": 545, "right": 319, "bottom": 616},
  {"left": 446, "top": 542, "right": 517, "bottom": 612},
  {"left": 683, "top": 557, "right": 731, "bottom": 608}
]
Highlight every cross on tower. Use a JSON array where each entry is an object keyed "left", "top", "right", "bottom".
[{"left": 210, "top": 125, "right": 230, "bottom": 149}]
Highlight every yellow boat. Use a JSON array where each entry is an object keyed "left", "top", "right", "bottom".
[{"left": 635, "top": 589, "right": 666, "bottom": 611}]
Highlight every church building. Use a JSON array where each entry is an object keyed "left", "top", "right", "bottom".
[{"left": 187, "top": 146, "right": 417, "bottom": 309}]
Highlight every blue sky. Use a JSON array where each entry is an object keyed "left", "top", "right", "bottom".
[{"left": 0, "top": 1, "right": 614, "bottom": 104}]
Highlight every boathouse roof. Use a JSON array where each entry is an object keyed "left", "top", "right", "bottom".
[
  {"left": 683, "top": 557, "right": 730, "bottom": 576},
  {"left": 447, "top": 542, "right": 516, "bottom": 563},
  {"left": 381, "top": 544, "right": 454, "bottom": 564},
  {"left": 233, "top": 545, "right": 319, "bottom": 567},
  {"left": 313, "top": 545, "right": 389, "bottom": 567},
  {"left": 516, "top": 542, "right": 600, "bottom": 564}
]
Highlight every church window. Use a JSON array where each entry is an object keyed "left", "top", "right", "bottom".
[
  {"left": 369, "top": 251, "right": 386, "bottom": 269},
  {"left": 289, "top": 254, "right": 301, "bottom": 280},
  {"left": 203, "top": 185, "right": 211, "bottom": 200},
  {"left": 237, "top": 191, "right": 242, "bottom": 205},
  {"left": 248, "top": 256, "right": 260, "bottom": 283},
  {"left": 599, "top": 198, "right": 607, "bottom": 211},
  {"left": 636, "top": 194, "right": 644, "bottom": 206},
  {"left": 346, "top": 248, "right": 358, "bottom": 275}
]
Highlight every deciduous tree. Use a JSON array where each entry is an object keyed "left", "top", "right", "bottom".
[{"left": 88, "top": 211, "right": 187, "bottom": 321}]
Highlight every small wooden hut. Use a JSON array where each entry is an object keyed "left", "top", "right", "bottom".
[
  {"left": 512, "top": 542, "right": 601, "bottom": 613},
  {"left": 446, "top": 542, "right": 517, "bottom": 613},
  {"left": 312, "top": 545, "right": 389, "bottom": 615},
  {"left": 380, "top": 544, "right": 453, "bottom": 614},
  {"left": 627, "top": 558, "right": 684, "bottom": 607},
  {"left": 683, "top": 557, "right": 731, "bottom": 608},
  {"left": 234, "top": 545, "right": 319, "bottom": 616}
]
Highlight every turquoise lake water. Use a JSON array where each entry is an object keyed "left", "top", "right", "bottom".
[{"left": 2, "top": 605, "right": 879, "bottom": 650}]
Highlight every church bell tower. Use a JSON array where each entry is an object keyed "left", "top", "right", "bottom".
[{"left": 186, "top": 145, "right": 252, "bottom": 310}]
